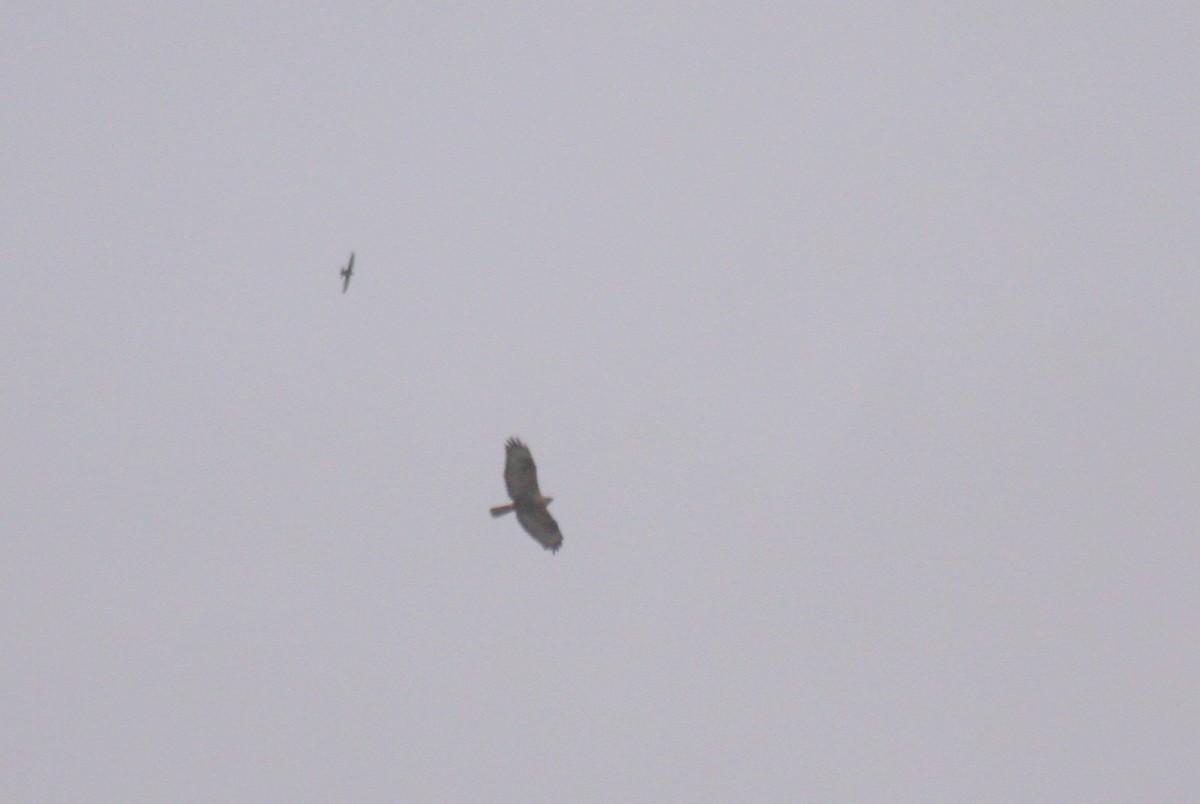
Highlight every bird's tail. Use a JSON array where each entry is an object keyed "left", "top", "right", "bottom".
[{"left": 490, "top": 504, "right": 515, "bottom": 518}]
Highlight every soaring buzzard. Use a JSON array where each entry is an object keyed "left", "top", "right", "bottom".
[{"left": 490, "top": 437, "right": 562, "bottom": 552}]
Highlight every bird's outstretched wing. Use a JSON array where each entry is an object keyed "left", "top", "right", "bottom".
[
  {"left": 503, "top": 437, "right": 541, "bottom": 503},
  {"left": 516, "top": 506, "right": 563, "bottom": 552}
]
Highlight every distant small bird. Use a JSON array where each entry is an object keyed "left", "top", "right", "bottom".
[
  {"left": 490, "top": 437, "right": 563, "bottom": 553},
  {"left": 340, "top": 252, "right": 355, "bottom": 293}
]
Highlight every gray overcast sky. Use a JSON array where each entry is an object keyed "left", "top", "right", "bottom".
[{"left": 3, "top": 4, "right": 1197, "bottom": 800}]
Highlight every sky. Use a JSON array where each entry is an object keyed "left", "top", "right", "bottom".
[{"left": 3, "top": 4, "right": 1198, "bottom": 800}]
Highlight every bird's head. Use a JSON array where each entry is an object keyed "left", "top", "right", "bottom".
[{"left": 540, "top": 495, "right": 554, "bottom": 507}]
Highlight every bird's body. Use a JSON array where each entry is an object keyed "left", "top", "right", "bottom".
[
  {"left": 340, "top": 252, "right": 354, "bottom": 293},
  {"left": 490, "top": 437, "right": 562, "bottom": 552}
]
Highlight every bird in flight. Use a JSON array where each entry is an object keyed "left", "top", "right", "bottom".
[
  {"left": 340, "top": 252, "right": 355, "bottom": 293},
  {"left": 490, "top": 437, "right": 563, "bottom": 553}
]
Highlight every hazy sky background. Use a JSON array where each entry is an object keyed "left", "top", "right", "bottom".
[{"left": 4, "top": 5, "right": 1197, "bottom": 800}]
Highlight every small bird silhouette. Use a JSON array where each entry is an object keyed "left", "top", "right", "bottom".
[
  {"left": 490, "top": 437, "right": 563, "bottom": 553},
  {"left": 340, "top": 252, "right": 355, "bottom": 293}
]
